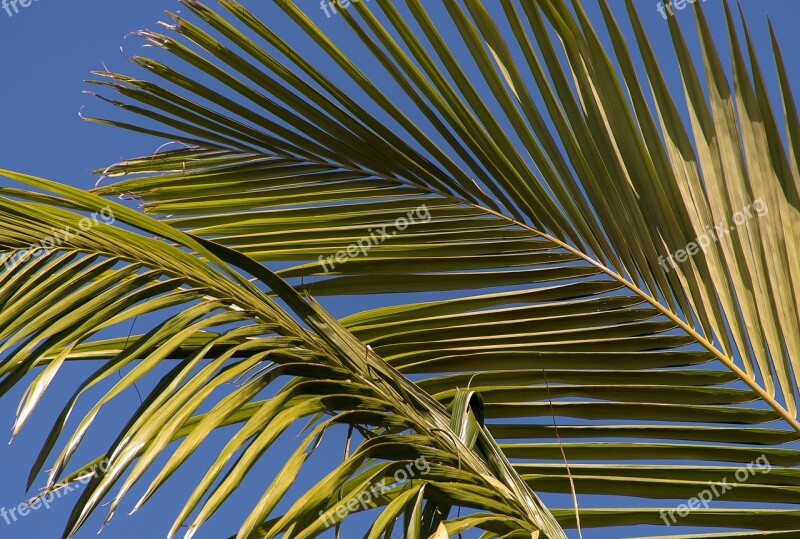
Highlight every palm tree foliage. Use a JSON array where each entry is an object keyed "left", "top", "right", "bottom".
[{"left": 0, "top": 0, "right": 799, "bottom": 537}]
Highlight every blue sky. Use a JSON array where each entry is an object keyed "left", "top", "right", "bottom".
[{"left": 0, "top": 1, "right": 799, "bottom": 538}]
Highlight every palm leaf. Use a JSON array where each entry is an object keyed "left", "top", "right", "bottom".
[{"left": 0, "top": 172, "right": 565, "bottom": 538}]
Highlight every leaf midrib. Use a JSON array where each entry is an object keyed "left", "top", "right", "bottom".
[{"left": 255, "top": 150, "right": 800, "bottom": 433}]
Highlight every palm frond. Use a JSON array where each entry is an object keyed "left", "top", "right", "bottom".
[{"left": 0, "top": 172, "right": 565, "bottom": 537}]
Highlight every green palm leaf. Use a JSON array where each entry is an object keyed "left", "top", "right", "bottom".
[{"left": 0, "top": 172, "right": 565, "bottom": 538}]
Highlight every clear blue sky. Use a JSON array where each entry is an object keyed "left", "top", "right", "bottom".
[{"left": 0, "top": 1, "right": 799, "bottom": 538}]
